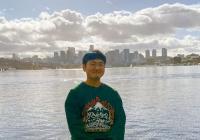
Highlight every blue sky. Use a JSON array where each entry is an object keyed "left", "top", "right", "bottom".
[
  {"left": 0, "top": 0, "right": 200, "bottom": 57},
  {"left": 1, "top": 0, "right": 199, "bottom": 19}
]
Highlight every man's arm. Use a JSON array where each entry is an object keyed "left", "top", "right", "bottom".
[
  {"left": 65, "top": 90, "right": 90, "bottom": 140},
  {"left": 111, "top": 92, "right": 126, "bottom": 140}
]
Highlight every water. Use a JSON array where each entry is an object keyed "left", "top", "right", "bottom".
[{"left": 0, "top": 66, "right": 200, "bottom": 140}]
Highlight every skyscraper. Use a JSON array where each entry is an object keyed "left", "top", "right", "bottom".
[
  {"left": 162, "top": 48, "right": 167, "bottom": 57},
  {"left": 67, "top": 47, "right": 76, "bottom": 64},
  {"left": 77, "top": 50, "right": 87, "bottom": 64},
  {"left": 89, "top": 45, "right": 94, "bottom": 51},
  {"left": 152, "top": 49, "right": 157, "bottom": 58},
  {"left": 53, "top": 52, "right": 59, "bottom": 62},
  {"left": 121, "top": 49, "right": 130, "bottom": 65},
  {"left": 12, "top": 53, "right": 20, "bottom": 60},
  {"left": 60, "top": 51, "right": 66, "bottom": 62},
  {"left": 106, "top": 49, "right": 120, "bottom": 66},
  {"left": 54, "top": 52, "right": 59, "bottom": 59},
  {"left": 145, "top": 50, "right": 150, "bottom": 58}
]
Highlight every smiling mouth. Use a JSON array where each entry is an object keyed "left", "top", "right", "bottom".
[{"left": 91, "top": 73, "right": 101, "bottom": 76}]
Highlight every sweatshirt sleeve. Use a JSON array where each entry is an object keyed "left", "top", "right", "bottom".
[
  {"left": 111, "top": 91, "right": 126, "bottom": 140},
  {"left": 65, "top": 90, "right": 91, "bottom": 140}
]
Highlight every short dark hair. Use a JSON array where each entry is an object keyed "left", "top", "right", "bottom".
[{"left": 82, "top": 50, "right": 106, "bottom": 65}]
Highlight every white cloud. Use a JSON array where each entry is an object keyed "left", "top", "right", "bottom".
[
  {"left": 0, "top": 3, "right": 200, "bottom": 57},
  {"left": 86, "top": 3, "right": 200, "bottom": 40}
]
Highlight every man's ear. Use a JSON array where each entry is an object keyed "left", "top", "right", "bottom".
[{"left": 82, "top": 64, "right": 86, "bottom": 72}]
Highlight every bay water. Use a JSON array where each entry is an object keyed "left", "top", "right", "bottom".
[{"left": 0, "top": 66, "right": 200, "bottom": 140}]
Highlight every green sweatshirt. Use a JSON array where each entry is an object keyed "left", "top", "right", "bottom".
[{"left": 65, "top": 82, "right": 126, "bottom": 140}]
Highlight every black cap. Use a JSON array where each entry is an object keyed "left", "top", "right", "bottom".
[{"left": 82, "top": 50, "right": 106, "bottom": 64}]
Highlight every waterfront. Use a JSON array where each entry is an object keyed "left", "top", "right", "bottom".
[{"left": 0, "top": 66, "right": 200, "bottom": 140}]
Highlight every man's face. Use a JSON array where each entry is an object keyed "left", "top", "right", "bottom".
[{"left": 83, "top": 59, "right": 105, "bottom": 80}]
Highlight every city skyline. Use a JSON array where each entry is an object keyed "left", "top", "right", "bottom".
[
  {"left": 9, "top": 45, "right": 192, "bottom": 59},
  {"left": 4, "top": 46, "right": 199, "bottom": 70},
  {"left": 0, "top": 1, "right": 200, "bottom": 57},
  {"left": 11, "top": 46, "right": 170, "bottom": 59},
  {"left": 0, "top": 45, "right": 199, "bottom": 71}
]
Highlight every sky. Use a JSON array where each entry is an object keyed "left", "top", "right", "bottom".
[{"left": 0, "top": 0, "right": 200, "bottom": 57}]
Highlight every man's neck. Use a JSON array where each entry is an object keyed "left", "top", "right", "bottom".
[{"left": 85, "top": 79, "right": 101, "bottom": 87}]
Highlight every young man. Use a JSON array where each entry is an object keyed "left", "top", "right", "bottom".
[{"left": 65, "top": 50, "right": 126, "bottom": 140}]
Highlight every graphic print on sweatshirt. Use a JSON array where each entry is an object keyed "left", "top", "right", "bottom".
[{"left": 82, "top": 96, "right": 114, "bottom": 132}]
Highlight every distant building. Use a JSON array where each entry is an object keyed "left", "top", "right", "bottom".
[
  {"left": 60, "top": 51, "right": 66, "bottom": 62},
  {"left": 53, "top": 51, "right": 59, "bottom": 63},
  {"left": 32, "top": 55, "right": 41, "bottom": 63},
  {"left": 77, "top": 50, "right": 87, "bottom": 64},
  {"left": 177, "top": 54, "right": 184, "bottom": 59},
  {"left": 152, "top": 49, "right": 157, "bottom": 58},
  {"left": 145, "top": 50, "right": 150, "bottom": 58},
  {"left": 67, "top": 47, "right": 76, "bottom": 64},
  {"left": 133, "top": 51, "right": 139, "bottom": 58},
  {"left": 121, "top": 49, "right": 130, "bottom": 65},
  {"left": 162, "top": 48, "right": 167, "bottom": 58},
  {"left": 106, "top": 49, "right": 121, "bottom": 66},
  {"left": 67, "top": 47, "right": 75, "bottom": 55},
  {"left": 12, "top": 53, "right": 20, "bottom": 60},
  {"left": 89, "top": 45, "right": 94, "bottom": 51},
  {"left": 130, "top": 51, "right": 139, "bottom": 65},
  {"left": 186, "top": 53, "right": 199, "bottom": 60},
  {"left": 54, "top": 52, "right": 59, "bottom": 59},
  {"left": 139, "top": 53, "right": 144, "bottom": 58}
]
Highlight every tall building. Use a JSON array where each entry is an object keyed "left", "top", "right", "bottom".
[
  {"left": 132, "top": 51, "right": 139, "bottom": 61},
  {"left": 106, "top": 49, "right": 120, "bottom": 66},
  {"left": 89, "top": 45, "right": 94, "bottom": 51},
  {"left": 78, "top": 50, "right": 86, "bottom": 59},
  {"left": 67, "top": 47, "right": 76, "bottom": 64},
  {"left": 67, "top": 47, "right": 75, "bottom": 55},
  {"left": 152, "top": 49, "right": 157, "bottom": 58},
  {"left": 12, "top": 53, "right": 20, "bottom": 60},
  {"left": 77, "top": 50, "right": 87, "bottom": 64},
  {"left": 145, "top": 50, "right": 150, "bottom": 58},
  {"left": 162, "top": 48, "right": 167, "bottom": 57},
  {"left": 60, "top": 51, "right": 66, "bottom": 62},
  {"left": 133, "top": 51, "right": 139, "bottom": 58},
  {"left": 54, "top": 52, "right": 59, "bottom": 59},
  {"left": 130, "top": 51, "right": 145, "bottom": 65},
  {"left": 53, "top": 51, "right": 59, "bottom": 63},
  {"left": 121, "top": 49, "right": 130, "bottom": 65}
]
